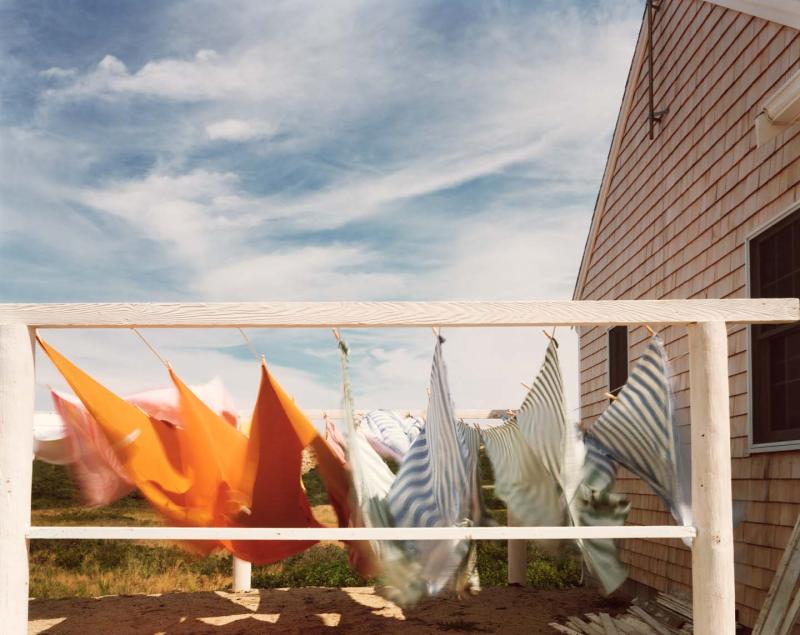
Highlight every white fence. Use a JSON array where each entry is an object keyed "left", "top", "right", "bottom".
[{"left": 2, "top": 299, "right": 798, "bottom": 635}]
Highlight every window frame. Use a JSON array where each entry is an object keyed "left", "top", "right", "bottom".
[{"left": 747, "top": 200, "right": 800, "bottom": 454}]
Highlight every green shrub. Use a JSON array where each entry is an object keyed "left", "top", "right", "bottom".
[{"left": 252, "top": 544, "right": 370, "bottom": 588}]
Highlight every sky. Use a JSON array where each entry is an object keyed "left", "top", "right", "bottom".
[{"left": 0, "top": 0, "right": 643, "bottom": 418}]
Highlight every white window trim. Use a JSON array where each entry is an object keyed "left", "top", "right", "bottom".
[
  {"left": 746, "top": 199, "right": 800, "bottom": 454},
  {"left": 703, "top": 0, "right": 800, "bottom": 30}
]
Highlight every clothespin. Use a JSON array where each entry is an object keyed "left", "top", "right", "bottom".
[
  {"left": 604, "top": 392, "right": 618, "bottom": 401},
  {"left": 542, "top": 327, "right": 556, "bottom": 342},
  {"left": 645, "top": 324, "right": 656, "bottom": 337},
  {"left": 332, "top": 328, "right": 342, "bottom": 342},
  {"left": 521, "top": 381, "right": 532, "bottom": 391},
  {"left": 506, "top": 408, "right": 515, "bottom": 416},
  {"left": 431, "top": 326, "right": 441, "bottom": 338}
]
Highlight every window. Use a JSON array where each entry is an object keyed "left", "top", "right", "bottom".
[
  {"left": 608, "top": 326, "right": 628, "bottom": 398},
  {"left": 750, "top": 207, "right": 800, "bottom": 446}
]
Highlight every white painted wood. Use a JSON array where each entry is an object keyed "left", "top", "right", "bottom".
[
  {"left": 33, "top": 409, "right": 511, "bottom": 432},
  {"left": 25, "top": 525, "right": 697, "bottom": 541},
  {"left": 755, "top": 68, "right": 800, "bottom": 145},
  {"left": 302, "top": 409, "right": 512, "bottom": 420},
  {"left": 0, "top": 299, "right": 797, "bottom": 328},
  {"left": 702, "top": 0, "right": 800, "bottom": 30},
  {"left": 232, "top": 557, "right": 252, "bottom": 593},
  {"left": 0, "top": 325, "right": 35, "bottom": 635},
  {"left": 507, "top": 511, "right": 527, "bottom": 585},
  {"left": 688, "top": 322, "right": 736, "bottom": 635}
]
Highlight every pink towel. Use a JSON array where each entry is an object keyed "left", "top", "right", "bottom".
[
  {"left": 51, "top": 377, "right": 239, "bottom": 507},
  {"left": 323, "top": 415, "right": 347, "bottom": 464}
]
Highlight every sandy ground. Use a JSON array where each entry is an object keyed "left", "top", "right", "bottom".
[{"left": 29, "top": 586, "right": 628, "bottom": 634}]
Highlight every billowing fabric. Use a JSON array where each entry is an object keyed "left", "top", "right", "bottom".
[
  {"left": 50, "top": 392, "right": 135, "bottom": 504},
  {"left": 577, "top": 436, "right": 631, "bottom": 594},
  {"left": 39, "top": 337, "right": 356, "bottom": 565},
  {"left": 386, "top": 336, "right": 485, "bottom": 598},
  {"left": 223, "top": 362, "right": 322, "bottom": 564},
  {"left": 335, "top": 339, "right": 423, "bottom": 600},
  {"left": 516, "top": 339, "right": 584, "bottom": 516},
  {"left": 169, "top": 370, "right": 250, "bottom": 527},
  {"left": 49, "top": 379, "right": 240, "bottom": 507},
  {"left": 480, "top": 420, "right": 563, "bottom": 527},
  {"left": 38, "top": 337, "right": 195, "bottom": 524},
  {"left": 359, "top": 410, "right": 424, "bottom": 463},
  {"left": 584, "top": 336, "right": 691, "bottom": 528},
  {"left": 33, "top": 412, "right": 74, "bottom": 465},
  {"left": 482, "top": 338, "right": 629, "bottom": 594},
  {"left": 323, "top": 415, "right": 347, "bottom": 464}
]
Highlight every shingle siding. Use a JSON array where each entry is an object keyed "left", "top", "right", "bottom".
[{"left": 575, "top": 0, "right": 800, "bottom": 629}]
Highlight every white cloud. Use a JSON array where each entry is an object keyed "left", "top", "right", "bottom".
[
  {"left": 206, "top": 119, "right": 276, "bottom": 142},
  {"left": 40, "top": 67, "right": 77, "bottom": 79},
  {"left": 72, "top": 170, "right": 262, "bottom": 260},
  {"left": 196, "top": 244, "right": 405, "bottom": 300},
  {"left": 12, "top": 2, "right": 642, "bottom": 418}
]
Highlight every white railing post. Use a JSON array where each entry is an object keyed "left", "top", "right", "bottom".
[
  {"left": 0, "top": 325, "right": 35, "bottom": 635},
  {"left": 688, "top": 322, "right": 736, "bottom": 635},
  {"left": 232, "top": 557, "right": 252, "bottom": 592},
  {"left": 507, "top": 510, "right": 527, "bottom": 585}
]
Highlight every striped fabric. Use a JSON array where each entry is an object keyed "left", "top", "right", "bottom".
[
  {"left": 360, "top": 410, "right": 424, "bottom": 463},
  {"left": 480, "top": 420, "right": 562, "bottom": 527},
  {"left": 481, "top": 337, "right": 629, "bottom": 594},
  {"left": 577, "top": 436, "right": 631, "bottom": 594},
  {"left": 386, "top": 335, "right": 481, "bottom": 597},
  {"left": 516, "top": 338, "right": 583, "bottom": 514},
  {"left": 584, "top": 335, "right": 691, "bottom": 527},
  {"left": 336, "top": 339, "right": 424, "bottom": 603}
]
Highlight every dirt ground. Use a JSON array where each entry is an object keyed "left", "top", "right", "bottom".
[{"left": 29, "top": 586, "right": 629, "bottom": 634}]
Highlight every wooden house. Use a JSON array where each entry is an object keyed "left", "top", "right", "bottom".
[{"left": 573, "top": 0, "right": 800, "bottom": 629}]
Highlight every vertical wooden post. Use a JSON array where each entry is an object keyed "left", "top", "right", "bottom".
[
  {"left": 507, "top": 510, "right": 527, "bottom": 585},
  {"left": 688, "top": 322, "right": 736, "bottom": 634},
  {"left": 232, "top": 557, "right": 252, "bottom": 592},
  {"left": 0, "top": 325, "right": 35, "bottom": 635}
]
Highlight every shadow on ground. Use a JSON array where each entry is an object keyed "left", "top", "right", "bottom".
[{"left": 29, "top": 586, "right": 627, "bottom": 634}]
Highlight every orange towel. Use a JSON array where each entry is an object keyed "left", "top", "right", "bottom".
[
  {"left": 224, "top": 361, "right": 355, "bottom": 564},
  {"left": 37, "top": 337, "right": 194, "bottom": 524},
  {"left": 39, "top": 337, "right": 360, "bottom": 565}
]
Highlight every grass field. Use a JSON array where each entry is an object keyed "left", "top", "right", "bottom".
[{"left": 30, "top": 456, "right": 581, "bottom": 599}]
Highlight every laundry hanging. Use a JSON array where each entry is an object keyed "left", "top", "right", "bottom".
[
  {"left": 480, "top": 336, "right": 629, "bottom": 594},
  {"left": 479, "top": 419, "right": 563, "bottom": 528},
  {"left": 386, "top": 335, "right": 487, "bottom": 598},
  {"left": 583, "top": 335, "right": 691, "bottom": 529},
  {"left": 48, "top": 378, "right": 240, "bottom": 507},
  {"left": 335, "top": 337, "right": 424, "bottom": 601},
  {"left": 323, "top": 414, "right": 347, "bottom": 464},
  {"left": 359, "top": 410, "right": 424, "bottom": 463},
  {"left": 38, "top": 336, "right": 358, "bottom": 565},
  {"left": 37, "top": 337, "right": 196, "bottom": 525},
  {"left": 221, "top": 360, "right": 324, "bottom": 564}
]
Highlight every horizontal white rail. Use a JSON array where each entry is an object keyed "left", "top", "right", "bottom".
[
  {"left": 1, "top": 299, "right": 797, "bottom": 328},
  {"left": 27, "top": 525, "right": 696, "bottom": 541},
  {"left": 33, "top": 409, "right": 514, "bottom": 424}
]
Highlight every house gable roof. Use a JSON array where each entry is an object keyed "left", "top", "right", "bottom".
[{"left": 572, "top": 0, "right": 800, "bottom": 300}]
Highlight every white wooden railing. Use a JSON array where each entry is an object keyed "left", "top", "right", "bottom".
[{"left": 2, "top": 299, "right": 798, "bottom": 635}]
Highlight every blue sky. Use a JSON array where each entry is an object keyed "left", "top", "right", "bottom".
[{"left": 0, "top": 0, "right": 642, "bottom": 415}]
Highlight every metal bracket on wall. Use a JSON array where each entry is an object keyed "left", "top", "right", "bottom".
[{"left": 647, "top": 0, "right": 668, "bottom": 139}]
